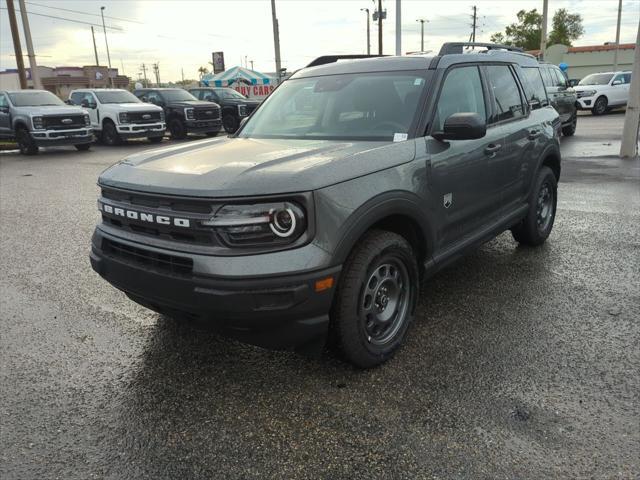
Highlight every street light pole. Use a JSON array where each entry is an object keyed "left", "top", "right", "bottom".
[
  {"left": 91, "top": 26, "right": 100, "bottom": 66},
  {"left": 416, "top": 19, "right": 427, "bottom": 52},
  {"left": 612, "top": 0, "right": 622, "bottom": 71},
  {"left": 395, "top": 0, "right": 401, "bottom": 56},
  {"left": 377, "top": 0, "right": 383, "bottom": 55},
  {"left": 620, "top": 20, "right": 640, "bottom": 158},
  {"left": 270, "top": 0, "right": 282, "bottom": 82},
  {"left": 540, "top": 0, "right": 549, "bottom": 60},
  {"left": 100, "top": 6, "right": 113, "bottom": 86},
  {"left": 361, "top": 8, "right": 370, "bottom": 55}
]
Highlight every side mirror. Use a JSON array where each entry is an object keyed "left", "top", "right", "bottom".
[
  {"left": 433, "top": 112, "right": 486, "bottom": 141},
  {"left": 64, "top": 99, "right": 73, "bottom": 105},
  {"left": 0, "top": 106, "right": 9, "bottom": 113},
  {"left": 204, "top": 95, "right": 214, "bottom": 102},
  {"left": 81, "top": 99, "right": 96, "bottom": 109},
  {"left": 612, "top": 80, "right": 622, "bottom": 86}
]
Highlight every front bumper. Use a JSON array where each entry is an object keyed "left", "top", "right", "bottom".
[
  {"left": 31, "top": 128, "right": 93, "bottom": 146},
  {"left": 90, "top": 228, "right": 340, "bottom": 351},
  {"left": 576, "top": 97, "right": 594, "bottom": 109},
  {"left": 117, "top": 123, "right": 165, "bottom": 139},
  {"left": 185, "top": 119, "right": 222, "bottom": 133}
]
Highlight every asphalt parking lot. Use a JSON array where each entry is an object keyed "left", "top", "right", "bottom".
[{"left": 1, "top": 112, "right": 638, "bottom": 479}]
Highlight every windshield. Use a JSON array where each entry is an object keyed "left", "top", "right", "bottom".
[
  {"left": 8, "top": 91, "right": 64, "bottom": 107},
  {"left": 161, "top": 89, "right": 197, "bottom": 102},
  {"left": 579, "top": 73, "right": 614, "bottom": 86},
  {"left": 95, "top": 90, "right": 141, "bottom": 104},
  {"left": 216, "top": 88, "right": 247, "bottom": 99},
  {"left": 238, "top": 71, "right": 429, "bottom": 141}
]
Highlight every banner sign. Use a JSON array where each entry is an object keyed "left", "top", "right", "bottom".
[{"left": 212, "top": 52, "right": 225, "bottom": 74}]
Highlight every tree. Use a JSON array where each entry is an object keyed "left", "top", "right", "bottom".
[
  {"left": 490, "top": 8, "right": 584, "bottom": 50},
  {"left": 548, "top": 9, "right": 584, "bottom": 47},
  {"left": 197, "top": 66, "right": 209, "bottom": 80}
]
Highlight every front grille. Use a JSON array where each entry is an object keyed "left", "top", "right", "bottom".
[
  {"left": 100, "top": 187, "right": 219, "bottom": 245},
  {"left": 194, "top": 107, "right": 221, "bottom": 120},
  {"left": 102, "top": 238, "right": 193, "bottom": 276},
  {"left": 43, "top": 115, "right": 85, "bottom": 130},
  {"left": 128, "top": 111, "right": 162, "bottom": 124}
]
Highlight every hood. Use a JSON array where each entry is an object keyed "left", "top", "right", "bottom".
[
  {"left": 573, "top": 85, "right": 603, "bottom": 92},
  {"left": 168, "top": 100, "right": 219, "bottom": 108},
  {"left": 221, "top": 98, "right": 260, "bottom": 106},
  {"left": 18, "top": 105, "right": 87, "bottom": 116},
  {"left": 115, "top": 103, "right": 163, "bottom": 111},
  {"left": 99, "top": 137, "right": 416, "bottom": 197}
]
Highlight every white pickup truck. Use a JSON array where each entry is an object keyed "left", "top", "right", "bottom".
[{"left": 68, "top": 89, "right": 166, "bottom": 145}]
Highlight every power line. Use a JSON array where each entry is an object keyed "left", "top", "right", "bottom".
[
  {"left": 24, "top": 1, "right": 143, "bottom": 24},
  {"left": 0, "top": 6, "right": 123, "bottom": 31}
]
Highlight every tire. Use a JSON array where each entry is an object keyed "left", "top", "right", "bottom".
[
  {"left": 16, "top": 127, "right": 38, "bottom": 155},
  {"left": 74, "top": 143, "right": 91, "bottom": 151},
  {"left": 330, "top": 230, "right": 419, "bottom": 368},
  {"left": 148, "top": 135, "right": 163, "bottom": 144},
  {"left": 591, "top": 96, "right": 608, "bottom": 116},
  {"left": 222, "top": 114, "right": 239, "bottom": 134},
  {"left": 101, "top": 120, "right": 121, "bottom": 146},
  {"left": 511, "top": 166, "right": 557, "bottom": 246},
  {"left": 562, "top": 113, "right": 577, "bottom": 136},
  {"left": 169, "top": 118, "right": 187, "bottom": 139}
]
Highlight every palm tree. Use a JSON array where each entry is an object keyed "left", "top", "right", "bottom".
[{"left": 197, "top": 66, "right": 209, "bottom": 80}]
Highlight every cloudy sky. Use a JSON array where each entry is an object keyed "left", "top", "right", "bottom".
[{"left": 1, "top": 0, "right": 638, "bottom": 82}]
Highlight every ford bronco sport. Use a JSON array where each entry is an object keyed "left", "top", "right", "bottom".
[{"left": 91, "top": 43, "right": 561, "bottom": 368}]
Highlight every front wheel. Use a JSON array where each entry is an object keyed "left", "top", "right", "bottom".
[
  {"left": 562, "top": 114, "right": 577, "bottom": 136},
  {"left": 169, "top": 118, "right": 187, "bottom": 139},
  {"left": 222, "top": 114, "right": 240, "bottom": 133},
  {"left": 74, "top": 143, "right": 91, "bottom": 151},
  {"left": 16, "top": 128, "right": 38, "bottom": 155},
  {"left": 511, "top": 166, "right": 557, "bottom": 246},
  {"left": 330, "top": 230, "right": 418, "bottom": 368},
  {"left": 591, "top": 96, "right": 608, "bottom": 116},
  {"left": 101, "top": 121, "right": 121, "bottom": 146}
]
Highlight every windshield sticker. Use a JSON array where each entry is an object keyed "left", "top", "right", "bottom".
[
  {"left": 414, "top": 78, "right": 423, "bottom": 85},
  {"left": 393, "top": 133, "right": 408, "bottom": 142}
]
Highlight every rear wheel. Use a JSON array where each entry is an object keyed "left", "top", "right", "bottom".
[
  {"left": 169, "top": 118, "right": 187, "bottom": 139},
  {"left": 562, "top": 113, "right": 577, "bottom": 136},
  {"left": 591, "top": 96, "right": 608, "bottom": 116},
  {"left": 330, "top": 230, "right": 418, "bottom": 368},
  {"left": 101, "top": 120, "right": 121, "bottom": 146},
  {"left": 222, "top": 114, "right": 239, "bottom": 134},
  {"left": 16, "top": 127, "right": 38, "bottom": 155},
  {"left": 74, "top": 143, "right": 91, "bottom": 151},
  {"left": 511, "top": 166, "right": 557, "bottom": 246}
]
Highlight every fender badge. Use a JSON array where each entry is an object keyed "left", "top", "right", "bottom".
[{"left": 443, "top": 193, "right": 453, "bottom": 209}]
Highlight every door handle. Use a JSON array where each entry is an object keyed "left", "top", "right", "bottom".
[
  {"left": 484, "top": 143, "right": 502, "bottom": 156},
  {"left": 528, "top": 129, "right": 541, "bottom": 140}
]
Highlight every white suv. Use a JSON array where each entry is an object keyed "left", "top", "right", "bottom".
[
  {"left": 68, "top": 89, "right": 166, "bottom": 145},
  {"left": 573, "top": 71, "right": 632, "bottom": 116}
]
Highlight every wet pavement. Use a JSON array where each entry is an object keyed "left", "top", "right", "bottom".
[{"left": 1, "top": 113, "right": 639, "bottom": 479}]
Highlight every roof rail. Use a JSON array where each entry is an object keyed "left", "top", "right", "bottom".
[
  {"left": 305, "top": 55, "right": 387, "bottom": 68},
  {"left": 438, "top": 42, "right": 524, "bottom": 55}
]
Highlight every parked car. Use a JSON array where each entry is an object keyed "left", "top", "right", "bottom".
[
  {"left": 537, "top": 63, "right": 578, "bottom": 136},
  {"left": 0, "top": 89, "right": 92, "bottom": 155},
  {"left": 573, "top": 71, "right": 632, "bottom": 115},
  {"left": 91, "top": 42, "right": 561, "bottom": 368},
  {"left": 189, "top": 87, "right": 260, "bottom": 133},
  {"left": 68, "top": 89, "right": 165, "bottom": 145},
  {"left": 132, "top": 88, "right": 221, "bottom": 139}
]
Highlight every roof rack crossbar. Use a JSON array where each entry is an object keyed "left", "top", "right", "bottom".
[
  {"left": 305, "top": 55, "right": 387, "bottom": 68},
  {"left": 438, "top": 42, "right": 524, "bottom": 56}
]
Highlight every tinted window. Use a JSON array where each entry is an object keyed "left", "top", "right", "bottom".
[
  {"left": 540, "top": 67, "right": 554, "bottom": 88},
  {"left": 433, "top": 66, "right": 486, "bottom": 131},
  {"left": 143, "top": 91, "right": 163, "bottom": 104},
  {"left": 239, "top": 71, "right": 429, "bottom": 141},
  {"left": 613, "top": 73, "right": 631, "bottom": 84},
  {"left": 486, "top": 65, "right": 524, "bottom": 123},
  {"left": 215, "top": 88, "right": 246, "bottom": 99},
  {"left": 160, "top": 89, "right": 197, "bottom": 102},
  {"left": 551, "top": 68, "right": 567, "bottom": 87},
  {"left": 521, "top": 67, "right": 549, "bottom": 108}
]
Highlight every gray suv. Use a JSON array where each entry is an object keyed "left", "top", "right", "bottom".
[
  {"left": 0, "top": 89, "right": 92, "bottom": 155},
  {"left": 90, "top": 43, "right": 561, "bottom": 368}
]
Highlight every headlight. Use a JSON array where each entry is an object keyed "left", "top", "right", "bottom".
[
  {"left": 84, "top": 114, "right": 91, "bottom": 126},
  {"left": 238, "top": 104, "right": 248, "bottom": 117},
  {"left": 202, "top": 201, "right": 306, "bottom": 247},
  {"left": 184, "top": 107, "right": 195, "bottom": 120},
  {"left": 32, "top": 116, "right": 43, "bottom": 129},
  {"left": 118, "top": 112, "right": 129, "bottom": 124},
  {"left": 582, "top": 90, "right": 597, "bottom": 97}
]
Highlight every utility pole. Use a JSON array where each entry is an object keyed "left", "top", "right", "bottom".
[
  {"left": 152, "top": 63, "right": 160, "bottom": 86},
  {"left": 270, "top": 0, "right": 282, "bottom": 82},
  {"left": 471, "top": 6, "right": 477, "bottom": 43},
  {"left": 181, "top": 68, "right": 184, "bottom": 83},
  {"left": 250, "top": 60, "right": 254, "bottom": 70},
  {"left": 100, "top": 6, "right": 113, "bottom": 86},
  {"left": 395, "top": 0, "right": 401, "bottom": 56},
  {"left": 6, "top": 0, "right": 27, "bottom": 89},
  {"left": 18, "top": 0, "right": 41, "bottom": 89},
  {"left": 417, "top": 19, "right": 427, "bottom": 52},
  {"left": 540, "top": 0, "right": 549, "bottom": 60},
  {"left": 361, "top": 8, "right": 370, "bottom": 55},
  {"left": 620, "top": 21, "right": 640, "bottom": 158},
  {"left": 140, "top": 63, "right": 148, "bottom": 87},
  {"left": 378, "top": 0, "right": 383, "bottom": 55},
  {"left": 91, "top": 26, "right": 100, "bottom": 66},
  {"left": 612, "top": 0, "right": 623, "bottom": 71}
]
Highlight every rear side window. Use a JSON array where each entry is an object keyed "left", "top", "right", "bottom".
[
  {"left": 540, "top": 68, "right": 554, "bottom": 88},
  {"left": 432, "top": 66, "right": 486, "bottom": 132},
  {"left": 485, "top": 65, "right": 525, "bottom": 123},
  {"left": 551, "top": 68, "right": 567, "bottom": 87},
  {"left": 521, "top": 67, "right": 549, "bottom": 109}
]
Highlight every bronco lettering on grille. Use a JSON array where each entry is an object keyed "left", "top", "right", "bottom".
[{"left": 101, "top": 203, "right": 191, "bottom": 227}]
